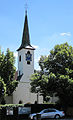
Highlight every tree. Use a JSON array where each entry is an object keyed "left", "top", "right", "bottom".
[
  {"left": 39, "top": 55, "right": 47, "bottom": 71},
  {"left": 0, "top": 48, "right": 4, "bottom": 75},
  {"left": 30, "top": 43, "right": 73, "bottom": 106},
  {"left": 30, "top": 72, "right": 49, "bottom": 100},
  {"left": 0, "top": 48, "right": 18, "bottom": 97},
  {"left": 45, "top": 42, "right": 73, "bottom": 75},
  {"left": 0, "top": 77, "right": 6, "bottom": 103},
  {"left": 30, "top": 56, "right": 56, "bottom": 101},
  {"left": 45, "top": 42, "right": 73, "bottom": 106},
  {"left": 55, "top": 75, "right": 73, "bottom": 106}
]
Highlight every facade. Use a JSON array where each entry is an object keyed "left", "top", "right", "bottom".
[{"left": 13, "top": 11, "right": 43, "bottom": 104}]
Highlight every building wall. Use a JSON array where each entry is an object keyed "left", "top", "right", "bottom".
[
  {"left": 13, "top": 75, "right": 43, "bottom": 104},
  {"left": 13, "top": 80, "right": 31, "bottom": 104},
  {"left": 13, "top": 48, "right": 43, "bottom": 104},
  {"left": 18, "top": 48, "right": 34, "bottom": 79},
  {"left": 5, "top": 95, "right": 13, "bottom": 104}
]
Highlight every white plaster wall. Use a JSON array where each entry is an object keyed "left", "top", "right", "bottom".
[
  {"left": 18, "top": 48, "right": 34, "bottom": 82},
  {"left": 13, "top": 75, "right": 43, "bottom": 104},
  {"left": 18, "top": 49, "right": 24, "bottom": 76},
  {"left": 13, "top": 82, "right": 37, "bottom": 104},
  {"left": 13, "top": 82, "right": 30, "bottom": 104},
  {"left": 13, "top": 48, "right": 35, "bottom": 104},
  {"left": 13, "top": 48, "right": 43, "bottom": 104}
]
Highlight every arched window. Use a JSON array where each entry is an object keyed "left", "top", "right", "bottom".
[{"left": 27, "top": 51, "right": 30, "bottom": 54}]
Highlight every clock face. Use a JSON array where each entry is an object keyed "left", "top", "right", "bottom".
[{"left": 26, "top": 51, "right": 32, "bottom": 61}]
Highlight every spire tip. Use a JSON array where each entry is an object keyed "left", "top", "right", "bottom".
[{"left": 25, "top": 10, "right": 27, "bottom": 15}]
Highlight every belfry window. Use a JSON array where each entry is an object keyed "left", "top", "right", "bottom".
[
  {"left": 19, "top": 55, "right": 21, "bottom": 62},
  {"left": 27, "top": 51, "right": 30, "bottom": 54},
  {"left": 27, "top": 61, "right": 30, "bottom": 64}
]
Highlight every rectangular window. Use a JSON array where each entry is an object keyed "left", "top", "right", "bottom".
[
  {"left": 19, "top": 71, "right": 20, "bottom": 76},
  {"left": 19, "top": 55, "right": 21, "bottom": 62}
]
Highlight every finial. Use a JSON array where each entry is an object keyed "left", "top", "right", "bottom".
[{"left": 25, "top": 1, "right": 28, "bottom": 15}]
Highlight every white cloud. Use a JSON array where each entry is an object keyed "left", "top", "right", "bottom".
[
  {"left": 14, "top": 52, "right": 18, "bottom": 58},
  {"left": 34, "top": 47, "right": 50, "bottom": 70},
  {"left": 32, "top": 45, "right": 39, "bottom": 49},
  {"left": 35, "top": 56, "right": 40, "bottom": 63},
  {"left": 34, "top": 57, "right": 41, "bottom": 70},
  {"left": 60, "top": 32, "right": 71, "bottom": 37}
]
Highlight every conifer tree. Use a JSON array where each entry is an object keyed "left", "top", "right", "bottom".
[
  {"left": 0, "top": 48, "right": 18, "bottom": 98},
  {"left": 0, "top": 77, "right": 6, "bottom": 103}
]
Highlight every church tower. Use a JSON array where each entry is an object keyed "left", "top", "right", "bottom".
[
  {"left": 17, "top": 11, "right": 35, "bottom": 81},
  {"left": 13, "top": 11, "right": 43, "bottom": 104},
  {"left": 13, "top": 11, "right": 37, "bottom": 104}
]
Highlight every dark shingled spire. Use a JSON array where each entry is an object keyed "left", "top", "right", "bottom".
[{"left": 17, "top": 11, "right": 35, "bottom": 51}]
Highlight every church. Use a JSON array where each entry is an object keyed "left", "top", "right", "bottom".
[
  {"left": 6, "top": 11, "right": 43, "bottom": 104},
  {"left": 5, "top": 10, "right": 58, "bottom": 104}
]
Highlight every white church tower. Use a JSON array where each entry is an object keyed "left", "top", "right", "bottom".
[
  {"left": 13, "top": 11, "right": 38, "bottom": 104},
  {"left": 17, "top": 11, "right": 35, "bottom": 77}
]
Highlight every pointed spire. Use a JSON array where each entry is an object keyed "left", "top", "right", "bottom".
[
  {"left": 17, "top": 11, "right": 35, "bottom": 51},
  {"left": 21, "top": 11, "right": 30, "bottom": 46}
]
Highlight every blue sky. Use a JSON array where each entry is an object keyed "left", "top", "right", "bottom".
[{"left": 0, "top": 0, "right": 73, "bottom": 70}]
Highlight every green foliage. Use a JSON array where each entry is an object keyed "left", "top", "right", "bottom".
[
  {"left": 0, "top": 104, "right": 24, "bottom": 109},
  {"left": 0, "top": 48, "right": 18, "bottom": 102},
  {"left": 55, "top": 75, "right": 73, "bottom": 106},
  {"left": 30, "top": 42, "right": 73, "bottom": 106},
  {"left": 30, "top": 72, "right": 41, "bottom": 92},
  {"left": 30, "top": 72, "right": 49, "bottom": 99},
  {"left": 45, "top": 42, "right": 73, "bottom": 75},
  {"left": 39, "top": 56, "right": 47, "bottom": 71},
  {"left": 0, "top": 77, "right": 6, "bottom": 102}
]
